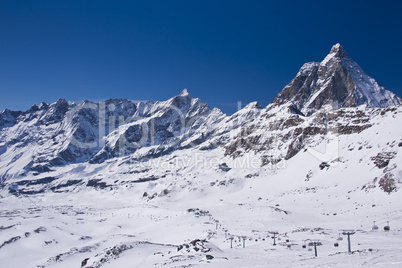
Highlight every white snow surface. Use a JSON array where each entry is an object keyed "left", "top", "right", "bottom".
[{"left": 1, "top": 104, "right": 402, "bottom": 267}]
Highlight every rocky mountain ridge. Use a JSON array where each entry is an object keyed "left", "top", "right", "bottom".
[
  {"left": 0, "top": 44, "right": 401, "bottom": 195},
  {"left": 272, "top": 43, "right": 401, "bottom": 115}
]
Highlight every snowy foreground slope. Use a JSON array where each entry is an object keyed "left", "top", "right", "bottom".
[{"left": 1, "top": 44, "right": 402, "bottom": 267}]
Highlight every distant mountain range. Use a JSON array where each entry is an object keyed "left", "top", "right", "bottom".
[{"left": 0, "top": 44, "right": 401, "bottom": 195}]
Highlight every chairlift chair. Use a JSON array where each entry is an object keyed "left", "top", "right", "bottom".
[
  {"left": 337, "top": 233, "right": 343, "bottom": 241},
  {"left": 384, "top": 221, "right": 390, "bottom": 232}
]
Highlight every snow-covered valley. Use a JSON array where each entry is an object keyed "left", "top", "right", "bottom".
[{"left": 1, "top": 114, "right": 402, "bottom": 267}]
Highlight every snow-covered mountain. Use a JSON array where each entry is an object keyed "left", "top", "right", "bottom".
[
  {"left": 0, "top": 89, "right": 213, "bottom": 178},
  {"left": 0, "top": 44, "right": 402, "bottom": 267},
  {"left": 272, "top": 43, "right": 401, "bottom": 116}
]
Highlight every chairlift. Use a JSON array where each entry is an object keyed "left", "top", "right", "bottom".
[
  {"left": 302, "top": 239, "right": 309, "bottom": 249},
  {"left": 384, "top": 221, "right": 390, "bottom": 232},
  {"left": 302, "top": 239, "right": 313, "bottom": 251},
  {"left": 308, "top": 241, "right": 322, "bottom": 247},
  {"left": 270, "top": 231, "right": 279, "bottom": 246},
  {"left": 308, "top": 241, "right": 322, "bottom": 257},
  {"left": 341, "top": 230, "right": 356, "bottom": 253},
  {"left": 372, "top": 221, "right": 378, "bottom": 231},
  {"left": 337, "top": 233, "right": 343, "bottom": 241}
]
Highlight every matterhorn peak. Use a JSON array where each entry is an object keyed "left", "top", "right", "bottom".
[
  {"left": 272, "top": 43, "right": 401, "bottom": 115},
  {"left": 320, "top": 43, "right": 350, "bottom": 66},
  {"left": 329, "top": 43, "right": 348, "bottom": 58}
]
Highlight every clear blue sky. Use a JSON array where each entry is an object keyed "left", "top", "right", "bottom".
[{"left": 1, "top": 0, "right": 401, "bottom": 114}]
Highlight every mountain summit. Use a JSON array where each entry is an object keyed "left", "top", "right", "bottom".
[
  {"left": 272, "top": 43, "right": 401, "bottom": 115},
  {"left": 328, "top": 43, "right": 348, "bottom": 58}
]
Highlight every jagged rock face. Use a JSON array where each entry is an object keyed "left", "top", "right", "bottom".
[
  {"left": 41, "top": 99, "right": 70, "bottom": 125},
  {"left": 0, "top": 100, "right": 108, "bottom": 174},
  {"left": 223, "top": 106, "right": 378, "bottom": 162},
  {"left": 0, "top": 91, "right": 214, "bottom": 175},
  {"left": 0, "top": 109, "right": 23, "bottom": 130},
  {"left": 221, "top": 42, "right": 402, "bottom": 161},
  {"left": 273, "top": 44, "right": 401, "bottom": 115},
  {"left": 272, "top": 62, "right": 320, "bottom": 109},
  {"left": 89, "top": 91, "right": 212, "bottom": 163}
]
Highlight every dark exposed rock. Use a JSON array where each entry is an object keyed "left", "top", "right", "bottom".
[
  {"left": 0, "top": 225, "right": 16, "bottom": 231},
  {"left": 319, "top": 162, "right": 330, "bottom": 170},
  {"left": 218, "top": 163, "right": 231, "bottom": 172},
  {"left": 0, "top": 236, "right": 21, "bottom": 249},
  {"left": 130, "top": 175, "right": 159, "bottom": 183},
  {"left": 41, "top": 98, "right": 69, "bottom": 125},
  {"left": 50, "top": 180, "right": 83, "bottom": 192},
  {"left": 30, "top": 165, "right": 52, "bottom": 173},
  {"left": 289, "top": 104, "right": 305, "bottom": 116},
  {"left": 15, "top": 177, "right": 57, "bottom": 186},
  {"left": 86, "top": 179, "right": 110, "bottom": 189},
  {"left": 378, "top": 173, "right": 397, "bottom": 194},
  {"left": 81, "top": 258, "right": 90, "bottom": 267},
  {"left": 0, "top": 109, "right": 23, "bottom": 130},
  {"left": 34, "top": 226, "right": 47, "bottom": 233},
  {"left": 370, "top": 152, "right": 396, "bottom": 169},
  {"left": 338, "top": 125, "right": 372, "bottom": 135}
]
